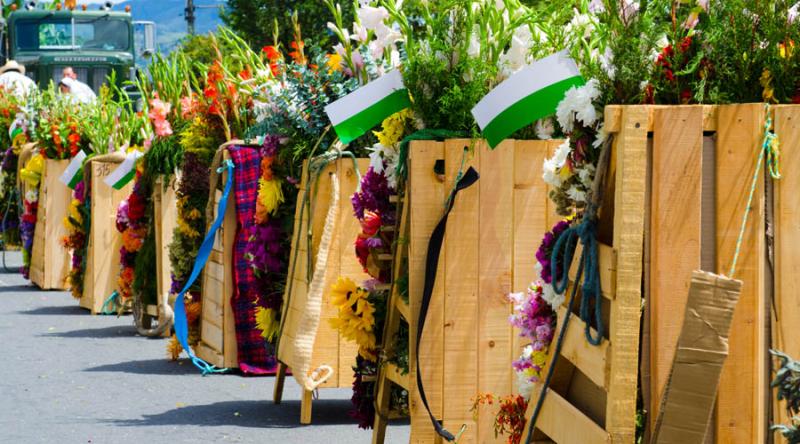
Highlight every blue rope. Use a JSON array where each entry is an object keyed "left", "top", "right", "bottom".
[
  {"left": 172, "top": 159, "right": 235, "bottom": 375},
  {"left": 550, "top": 216, "right": 604, "bottom": 345},
  {"left": 100, "top": 291, "right": 120, "bottom": 315}
]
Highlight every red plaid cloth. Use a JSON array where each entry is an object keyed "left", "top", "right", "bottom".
[{"left": 228, "top": 145, "right": 278, "bottom": 375}]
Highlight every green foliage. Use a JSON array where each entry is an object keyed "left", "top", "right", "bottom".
[{"left": 222, "top": 0, "right": 354, "bottom": 50}]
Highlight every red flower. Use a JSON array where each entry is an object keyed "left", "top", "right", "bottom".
[
  {"left": 355, "top": 236, "right": 370, "bottom": 271},
  {"left": 680, "top": 89, "right": 692, "bottom": 103},
  {"left": 262, "top": 45, "right": 281, "bottom": 62},
  {"left": 239, "top": 69, "right": 251, "bottom": 80},
  {"left": 127, "top": 193, "right": 146, "bottom": 220},
  {"left": 680, "top": 36, "right": 692, "bottom": 53},
  {"left": 665, "top": 69, "right": 675, "bottom": 82},
  {"left": 360, "top": 211, "right": 382, "bottom": 237},
  {"left": 203, "top": 85, "right": 218, "bottom": 100}
]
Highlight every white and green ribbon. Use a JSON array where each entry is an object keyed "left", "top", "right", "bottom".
[
  {"left": 472, "top": 51, "right": 584, "bottom": 148},
  {"left": 59, "top": 150, "right": 87, "bottom": 189},
  {"left": 104, "top": 151, "right": 143, "bottom": 190},
  {"left": 325, "top": 69, "right": 411, "bottom": 144}
]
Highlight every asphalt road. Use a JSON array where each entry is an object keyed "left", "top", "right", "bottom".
[{"left": 0, "top": 252, "right": 410, "bottom": 443}]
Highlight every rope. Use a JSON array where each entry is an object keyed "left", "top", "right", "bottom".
[
  {"left": 729, "top": 103, "right": 781, "bottom": 278},
  {"left": 100, "top": 291, "right": 120, "bottom": 315},
  {"left": 524, "top": 135, "right": 613, "bottom": 443}
]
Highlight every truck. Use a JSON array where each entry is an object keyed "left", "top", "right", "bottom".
[{"left": 0, "top": 0, "right": 155, "bottom": 96}]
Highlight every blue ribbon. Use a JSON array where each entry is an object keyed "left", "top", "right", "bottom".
[
  {"left": 173, "top": 159, "right": 235, "bottom": 375},
  {"left": 100, "top": 291, "right": 119, "bottom": 315}
]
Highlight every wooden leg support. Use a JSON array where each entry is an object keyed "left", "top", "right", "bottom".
[
  {"left": 273, "top": 362, "right": 287, "bottom": 404},
  {"left": 301, "top": 389, "right": 313, "bottom": 425}
]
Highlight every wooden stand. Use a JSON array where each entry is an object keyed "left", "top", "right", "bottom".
[
  {"left": 28, "top": 157, "right": 72, "bottom": 290},
  {"left": 80, "top": 156, "right": 134, "bottom": 314},
  {"left": 274, "top": 157, "right": 370, "bottom": 425},
  {"left": 372, "top": 139, "right": 562, "bottom": 443},
  {"left": 196, "top": 149, "right": 238, "bottom": 369}
]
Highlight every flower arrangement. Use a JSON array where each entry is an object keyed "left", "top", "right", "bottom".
[
  {"left": 508, "top": 282, "right": 557, "bottom": 400},
  {"left": 62, "top": 180, "right": 89, "bottom": 299},
  {"left": 471, "top": 393, "right": 529, "bottom": 444},
  {"left": 18, "top": 153, "right": 43, "bottom": 277}
]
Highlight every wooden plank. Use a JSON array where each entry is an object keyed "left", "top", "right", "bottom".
[
  {"left": 715, "top": 104, "right": 766, "bottom": 444},
  {"left": 221, "top": 161, "right": 238, "bottom": 369},
  {"left": 567, "top": 242, "right": 616, "bottom": 300},
  {"left": 335, "top": 158, "right": 369, "bottom": 387},
  {"left": 201, "top": 315, "right": 224, "bottom": 351},
  {"left": 773, "top": 105, "right": 800, "bottom": 430},
  {"left": 512, "top": 141, "right": 551, "bottom": 383},
  {"left": 195, "top": 343, "right": 224, "bottom": 368},
  {"left": 606, "top": 106, "right": 647, "bottom": 442},
  {"left": 648, "top": 106, "right": 704, "bottom": 429},
  {"left": 535, "top": 389, "right": 610, "bottom": 444},
  {"left": 408, "top": 140, "right": 445, "bottom": 444},
  {"left": 605, "top": 105, "right": 717, "bottom": 133},
  {"left": 443, "top": 139, "right": 480, "bottom": 443},
  {"left": 385, "top": 362, "right": 410, "bottom": 388},
  {"left": 477, "top": 140, "right": 514, "bottom": 443},
  {"left": 30, "top": 159, "right": 72, "bottom": 290},
  {"left": 555, "top": 306, "right": 609, "bottom": 390}
]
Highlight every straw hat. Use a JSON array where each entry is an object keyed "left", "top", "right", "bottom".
[{"left": 0, "top": 60, "right": 25, "bottom": 75}]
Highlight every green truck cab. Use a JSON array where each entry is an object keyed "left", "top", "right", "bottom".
[{"left": 2, "top": 3, "right": 154, "bottom": 96}]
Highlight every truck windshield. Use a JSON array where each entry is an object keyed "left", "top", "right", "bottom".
[{"left": 15, "top": 17, "right": 129, "bottom": 51}]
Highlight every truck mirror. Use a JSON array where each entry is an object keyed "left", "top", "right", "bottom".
[{"left": 134, "top": 21, "right": 157, "bottom": 58}]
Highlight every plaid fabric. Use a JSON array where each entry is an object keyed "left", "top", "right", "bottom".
[{"left": 228, "top": 145, "right": 278, "bottom": 375}]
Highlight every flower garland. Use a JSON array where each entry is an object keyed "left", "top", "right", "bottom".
[
  {"left": 116, "top": 162, "right": 149, "bottom": 307},
  {"left": 19, "top": 153, "right": 43, "bottom": 278},
  {"left": 471, "top": 393, "right": 529, "bottom": 444},
  {"left": 329, "top": 277, "right": 378, "bottom": 360},
  {"left": 0, "top": 146, "right": 20, "bottom": 246},
  {"left": 535, "top": 218, "right": 572, "bottom": 308},
  {"left": 250, "top": 136, "right": 288, "bottom": 343},
  {"left": 508, "top": 282, "right": 557, "bottom": 400},
  {"left": 62, "top": 179, "right": 89, "bottom": 300}
]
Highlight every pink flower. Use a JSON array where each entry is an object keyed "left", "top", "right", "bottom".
[
  {"left": 180, "top": 95, "right": 198, "bottom": 120},
  {"left": 148, "top": 96, "right": 173, "bottom": 137}
]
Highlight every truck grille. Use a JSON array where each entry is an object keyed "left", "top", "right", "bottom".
[
  {"left": 92, "top": 68, "right": 110, "bottom": 93},
  {"left": 52, "top": 66, "right": 89, "bottom": 85}
]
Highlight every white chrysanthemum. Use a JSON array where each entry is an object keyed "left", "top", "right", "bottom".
[
  {"left": 592, "top": 125, "right": 608, "bottom": 149},
  {"left": 599, "top": 47, "right": 616, "bottom": 80},
  {"left": 566, "top": 186, "right": 587, "bottom": 203},
  {"left": 553, "top": 140, "right": 571, "bottom": 166},
  {"left": 369, "top": 150, "right": 385, "bottom": 174},
  {"left": 25, "top": 189, "right": 38, "bottom": 203},
  {"left": 535, "top": 118, "right": 554, "bottom": 140},
  {"left": 542, "top": 157, "right": 562, "bottom": 187},
  {"left": 541, "top": 283, "right": 565, "bottom": 309},
  {"left": 516, "top": 371, "right": 535, "bottom": 401},
  {"left": 577, "top": 164, "right": 596, "bottom": 187},
  {"left": 573, "top": 79, "right": 601, "bottom": 128}
]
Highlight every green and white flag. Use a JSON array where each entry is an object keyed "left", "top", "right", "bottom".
[
  {"left": 104, "top": 151, "right": 143, "bottom": 190},
  {"left": 472, "top": 51, "right": 584, "bottom": 148},
  {"left": 325, "top": 69, "right": 411, "bottom": 144},
  {"left": 59, "top": 150, "right": 87, "bottom": 189}
]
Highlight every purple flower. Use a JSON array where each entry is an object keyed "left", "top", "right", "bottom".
[{"left": 351, "top": 167, "right": 395, "bottom": 223}]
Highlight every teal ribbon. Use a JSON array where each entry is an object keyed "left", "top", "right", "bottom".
[
  {"left": 173, "top": 159, "right": 235, "bottom": 375},
  {"left": 100, "top": 291, "right": 119, "bottom": 315}
]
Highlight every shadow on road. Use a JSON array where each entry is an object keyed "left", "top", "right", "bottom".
[
  {"left": 0, "top": 284, "right": 39, "bottom": 293},
  {"left": 84, "top": 358, "right": 200, "bottom": 376},
  {"left": 18, "top": 305, "right": 86, "bottom": 316},
  {"left": 41, "top": 324, "right": 138, "bottom": 338},
  {"left": 105, "top": 399, "right": 358, "bottom": 428}
]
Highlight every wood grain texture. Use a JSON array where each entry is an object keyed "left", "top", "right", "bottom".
[
  {"left": 30, "top": 159, "right": 72, "bottom": 290},
  {"left": 606, "top": 106, "right": 647, "bottom": 443},
  {"left": 773, "top": 105, "right": 800, "bottom": 430},
  {"left": 477, "top": 140, "right": 514, "bottom": 443},
  {"left": 649, "top": 106, "right": 703, "bottom": 428},
  {"left": 715, "top": 104, "right": 766, "bottom": 444},
  {"left": 81, "top": 160, "right": 133, "bottom": 314},
  {"left": 408, "top": 140, "right": 445, "bottom": 444},
  {"left": 442, "top": 139, "right": 480, "bottom": 442}
]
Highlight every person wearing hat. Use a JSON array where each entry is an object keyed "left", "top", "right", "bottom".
[
  {"left": 59, "top": 75, "right": 96, "bottom": 105},
  {"left": 0, "top": 60, "right": 36, "bottom": 100}
]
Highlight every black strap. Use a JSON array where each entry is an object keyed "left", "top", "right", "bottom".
[{"left": 415, "top": 167, "right": 480, "bottom": 441}]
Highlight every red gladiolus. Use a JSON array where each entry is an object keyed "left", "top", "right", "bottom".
[
  {"left": 262, "top": 45, "right": 281, "bottom": 62},
  {"left": 360, "top": 211, "right": 382, "bottom": 237},
  {"left": 680, "top": 36, "right": 692, "bottom": 53}
]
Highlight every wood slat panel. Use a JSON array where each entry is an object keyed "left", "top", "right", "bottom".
[
  {"left": 567, "top": 242, "right": 616, "bottom": 300},
  {"left": 606, "top": 106, "right": 647, "bottom": 442},
  {"left": 442, "top": 139, "right": 480, "bottom": 442},
  {"left": 715, "top": 104, "right": 766, "bottom": 444},
  {"left": 536, "top": 389, "right": 610, "bottom": 444},
  {"left": 512, "top": 141, "right": 552, "bottom": 386},
  {"left": 30, "top": 159, "right": 72, "bottom": 290},
  {"left": 649, "top": 106, "right": 704, "bottom": 428},
  {"left": 408, "top": 140, "right": 445, "bottom": 444},
  {"left": 773, "top": 105, "right": 800, "bottom": 430},
  {"left": 555, "top": 306, "right": 609, "bottom": 390},
  {"left": 605, "top": 105, "right": 717, "bottom": 133},
  {"left": 477, "top": 140, "right": 514, "bottom": 443}
]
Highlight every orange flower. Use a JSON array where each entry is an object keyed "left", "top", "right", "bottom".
[{"left": 262, "top": 45, "right": 281, "bottom": 62}]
